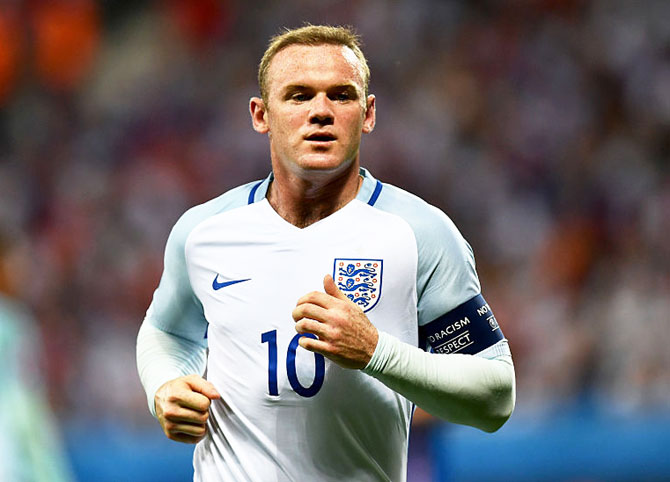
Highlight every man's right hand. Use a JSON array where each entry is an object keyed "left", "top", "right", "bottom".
[{"left": 154, "top": 374, "right": 221, "bottom": 444}]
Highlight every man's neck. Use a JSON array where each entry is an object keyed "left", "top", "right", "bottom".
[{"left": 267, "top": 165, "right": 362, "bottom": 228}]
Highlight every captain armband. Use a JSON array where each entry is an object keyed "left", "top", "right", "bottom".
[{"left": 419, "top": 294, "right": 504, "bottom": 355}]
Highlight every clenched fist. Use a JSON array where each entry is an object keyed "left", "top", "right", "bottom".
[{"left": 154, "top": 374, "right": 220, "bottom": 444}]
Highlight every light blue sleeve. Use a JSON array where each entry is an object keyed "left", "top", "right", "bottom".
[
  {"left": 372, "top": 184, "right": 481, "bottom": 326},
  {"left": 145, "top": 207, "right": 209, "bottom": 345},
  {"left": 144, "top": 182, "right": 259, "bottom": 344},
  {"left": 412, "top": 203, "right": 481, "bottom": 325}
]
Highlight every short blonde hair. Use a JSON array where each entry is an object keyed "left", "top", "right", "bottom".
[{"left": 258, "top": 24, "right": 370, "bottom": 102}]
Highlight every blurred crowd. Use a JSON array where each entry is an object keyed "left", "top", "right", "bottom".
[{"left": 0, "top": 0, "right": 668, "bottom": 429}]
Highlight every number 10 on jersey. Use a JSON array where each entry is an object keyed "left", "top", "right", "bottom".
[{"left": 261, "top": 330, "right": 325, "bottom": 397}]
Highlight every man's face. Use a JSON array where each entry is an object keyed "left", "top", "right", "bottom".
[{"left": 251, "top": 44, "right": 375, "bottom": 178}]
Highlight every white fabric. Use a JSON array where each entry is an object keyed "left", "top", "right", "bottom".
[
  {"left": 137, "top": 168, "right": 514, "bottom": 481},
  {"left": 364, "top": 333, "right": 515, "bottom": 432},
  {"left": 186, "top": 196, "right": 418, "bottom": 481}
]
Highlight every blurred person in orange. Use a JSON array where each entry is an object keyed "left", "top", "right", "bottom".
[
  {"left": 0, "top": 7, "right": 22, "bottom": 105},
  {"left": 31, "top": 0, "right": 100, "bottom": 92}
]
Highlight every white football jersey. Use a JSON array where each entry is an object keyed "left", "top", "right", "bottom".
[{"left": 145, "top": 168, "right": 484, "bottom": 481}]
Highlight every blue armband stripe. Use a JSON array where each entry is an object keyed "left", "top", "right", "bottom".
[{"left": 419, "top": 294, "right": 504, "bottom": 355}]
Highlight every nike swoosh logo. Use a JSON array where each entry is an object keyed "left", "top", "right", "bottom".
[{"left": 212, "top": 276, "right": 251, "bottom": 291}]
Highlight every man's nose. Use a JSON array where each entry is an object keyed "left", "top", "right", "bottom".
[{"left": 309, "top": 94, "right": 334, "bottom": 125}]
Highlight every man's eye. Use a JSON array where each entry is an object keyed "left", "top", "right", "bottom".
[
  {"left": 291, "top": 93, "right": 309, "bottom": 101},
  {"left": 334, "top": 92, "right": 350, "bottom": 101}
]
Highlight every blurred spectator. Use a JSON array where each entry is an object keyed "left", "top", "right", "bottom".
[
  {"left": 31, "top": 0, "right": 100, "bottom": 93},
  {"left": 0, "top": 6, "right": 22, "bottom": 106},
  {"left": 0, "top": 229, "right": 74, "bottom": 481}
]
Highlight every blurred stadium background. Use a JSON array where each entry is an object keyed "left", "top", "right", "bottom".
[{"left": 1, "top": 0, "right": 669, "bottom": 480}]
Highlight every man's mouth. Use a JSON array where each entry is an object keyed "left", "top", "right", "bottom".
[{"left": 305, "top": 133, "right": 336, "bottom": 142}]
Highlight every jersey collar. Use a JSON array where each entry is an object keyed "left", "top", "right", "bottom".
[{"left": 248, "top": 168, "right": 383, "bottom": 206}]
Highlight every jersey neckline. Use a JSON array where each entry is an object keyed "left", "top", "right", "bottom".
[
  {"left": 246, "top": 168, "right": 384, "bottom": 231},
  {"left": 248, "top": 167, "right": 382, "bottom": 206}
]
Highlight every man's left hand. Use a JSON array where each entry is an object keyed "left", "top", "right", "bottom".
[{"left": 292, "top": 275, "right": 379, "bottom": 369}]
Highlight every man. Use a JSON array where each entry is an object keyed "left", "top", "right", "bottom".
[{"left": 137, "top": 25, "right": 515, "bottom": 481}]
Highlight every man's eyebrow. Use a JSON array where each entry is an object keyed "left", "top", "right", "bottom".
[
  {"left": 282, "top": 84, "right": 312, "bottom": 92},
  {"left": 328, "top": 83, "right": 357, "bottom": 90},
  {"left": 282, "top": 83, "right": 359, "bottom": 91},
  {"left": 328, "top": 84, "right": 359, "bottom": 92}
]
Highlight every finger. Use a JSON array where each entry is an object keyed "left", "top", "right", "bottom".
[
  {"left": 292, "top": 303, "right": 328, "bottom": 323},
  {"left": 164, "top": 420, "right": 208, "bottom": 438},
  {"left": 162, "top": 405, "right": 210, "bottom": 424},
  {"left": 176, "top": 390, "right": 214, "bottom": 412},
  {"left": 295, "top": 290, "right": 336, "bottom": 308},
  {"left": 295, "top": 318, "right": 329, "bottom": 339},
  {"left": 184, "top": 375, "right": 221, "bottom": 400},
  {"left": 298, "top": 335, "right": 331, "bottom": 355},
  {"left": 324, "top": 274, "right": 349, "bottom": 301}
]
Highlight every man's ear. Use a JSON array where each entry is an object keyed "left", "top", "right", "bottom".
[
  {"left": 250, "top": 97, "right": 269, "bottom": 134},
  {"left": 362, "top": 95, "right": 376, "bottom": 134}
]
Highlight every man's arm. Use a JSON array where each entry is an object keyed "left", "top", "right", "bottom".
[
  {"left": 136, "top": 201, "right": 226, "bottom": 443},
  {"left": 136, "top": 322, "right": 209, "bottom": 416},
  {"left": 136, "top": 322, "right": 220, "bottom": 443},
  {"left": 363, "top": 333, "right": 514, "bottom": 432},
  {"left": 293, "top": 275, "right": 515, "bottom": 433}
]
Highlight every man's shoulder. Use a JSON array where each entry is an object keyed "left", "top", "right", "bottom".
[
  {"left": 374, "top": 180, "right": 460, "bottom": 239},
  {"left": 365, "top": 176, "right": 474, "bottom": 273},
  {"left": 375, "top": 181, "right": 432, "bottom": 212},
  {"left": 186, "top": 180, "right": 259, "bottom": 219},
  {"left": 169, "top": 180, "right": 263, "bottom": 245}
]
